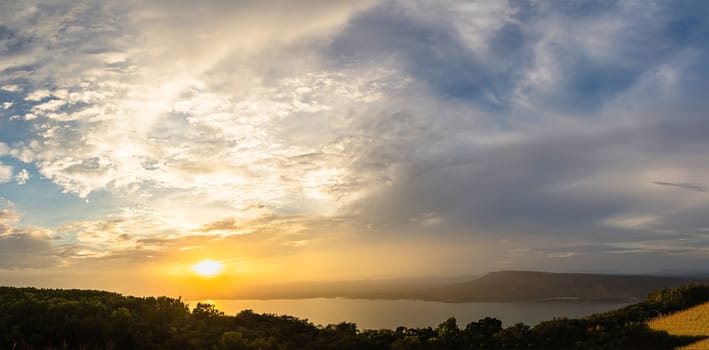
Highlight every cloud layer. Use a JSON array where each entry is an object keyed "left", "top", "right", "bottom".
[{"left": 0, "top": 1, "right": 708, "bottom": 287}]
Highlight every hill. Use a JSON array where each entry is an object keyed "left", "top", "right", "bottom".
[
  {"left": 419, "top": 271, "right": 709, "bottom": 302},
  {"left": 649, "top": 301, "right": 709, "bottom": 349},
  {"left": 232, "top": 271, "right": 709, "bottom": 302}
]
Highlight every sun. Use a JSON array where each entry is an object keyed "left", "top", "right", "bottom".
[{"left": 191, "top": 259, "right": 224, "bottom": 277}]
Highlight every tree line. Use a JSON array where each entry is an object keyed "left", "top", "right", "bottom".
[{"left": 0, "top": 283, "right": 707, "bottom": 349}]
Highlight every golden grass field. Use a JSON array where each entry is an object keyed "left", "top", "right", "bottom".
[{"left": 648, "top": 301, "right": 709, "bottom": 349}]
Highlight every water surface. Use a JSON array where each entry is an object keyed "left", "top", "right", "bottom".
[{"left": 188, "top": 298, "right": 629, "bottom": 329}]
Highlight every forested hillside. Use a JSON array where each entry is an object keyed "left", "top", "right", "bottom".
[{"left": 1, "top": 284, "right": 708, "bottom": 349}]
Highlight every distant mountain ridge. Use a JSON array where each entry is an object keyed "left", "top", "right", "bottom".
[
  {"left": 419, "top": 271, "right": 709, "bottom": 302},
  {"left": 232, "top": 271, "right": 709, "bottom": 302}
]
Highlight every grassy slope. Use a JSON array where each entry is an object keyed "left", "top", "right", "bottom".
[{"left": 648, "top": 301, "right": 709, "bottom": 349}]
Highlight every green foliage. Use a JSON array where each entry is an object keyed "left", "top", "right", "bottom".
[
  {"left": 0, "top": 283, "right": 707, "bottom": 349},
  {"left": 646, "top": 283, "right": 709, "bottom": 311}
]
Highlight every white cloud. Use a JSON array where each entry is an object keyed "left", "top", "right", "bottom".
[
  {"left": 0, "top": 209, "right": 21, "bottom": 227},
  {"left": 1, "top": 85, "right": 21, "bottom": 92},
  {"left": 0, "top": 1, "right": 391, "bottom": 219},
  {"left": 15, "top": 169, "right": 30, "bottom": 185},
  {"left": 603, "top": 215, "right": 658, "bottom": 229},
  {"left": 51, "top": 205, "right": 188, "bottom": 259},
  {"left": 32, "top": 99, "right": 66, "bottom": 113},
  {"left": 25, "top": 89, "right": 51, "bottom": 101},
  {"left": 8, "top": 144, "right": 36, "bottom": 163},
  {"left": 22, "top": 53, "right": 413, "bottom": 217},
  {"left": 0, "top": 163, "right": 13, "bottom": 183}
]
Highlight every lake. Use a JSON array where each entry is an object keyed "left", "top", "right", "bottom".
[{"left": 187, "top": 298, "right": 629, "bottom": 329}]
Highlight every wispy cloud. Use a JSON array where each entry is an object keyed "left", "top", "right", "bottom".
[{"left": 653, "top": 181, "right": 707, "bottom": 193}]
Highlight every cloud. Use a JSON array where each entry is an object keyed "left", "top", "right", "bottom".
[
  {"left": 0, "top": 162, "right": 13, "bottom": 183},
  {"left": 0, "top": 207, "right": 22, "bottom": 230},
  {"left": 653, "top": 181, "right": 707, "bottom": 193},
  {"left": 0, "top": 1, "right": 391, "bottom": 215},
  {"left": 25, "top": 89, "right": 51, "bottom": 101},
  {"left": 0, "top": 206, "right": 58, "bottom": 269},
  {"left": 195, "top": 217, "right": 242, "bottom": 235},
  {"left": 52, "top": 206, "right": 184, "bottom": 259},
  {"left": 329, "top": 3, "right": 505, "bottom": 104},
  {"left": 328, "top": 1, "right": 687, "bottom": 113},
  {"left": 1, "top": 85, "right": 21, "bottom": 92},
  {"left": 1, "top": 0, "right": 709, "bottom": 278},
  {"left": 0, "top": 230, "right": 58, "bottom": 269},
  {"left": 14, "top": 168, "right": 29, "bottom": 185}
]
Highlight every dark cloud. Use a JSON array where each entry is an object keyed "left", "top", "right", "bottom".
[
  {"left": 320, "top": 2, "right": 709, "bottom": 271},
  {"left": 1, "top": 204, "right": 58, "bottom": 269},
  {"left": 653, "top": 181, "right": 707, "bottom": 193},
  {"left": 0, "top": 229, "right": 58, "bottom": 269},
  {"left": 350, "top": 131, "right": 625, "bottom": 237},
  {"left": 346, "top": 105, "right": 709, "bottom": 249},
  {"left": 329, "top": 0, "right": 709, "bottom": 116},
  {"left": 328, "top": 4, "right": 507, "bottom": 106}
]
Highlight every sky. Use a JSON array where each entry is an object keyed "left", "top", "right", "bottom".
[{"left": 0, "top": 0, "right": 708, "bottom": 297}]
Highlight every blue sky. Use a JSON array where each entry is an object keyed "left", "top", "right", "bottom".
[{"left": 0, "top": 0, "right": 708, "bottom": 295}]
